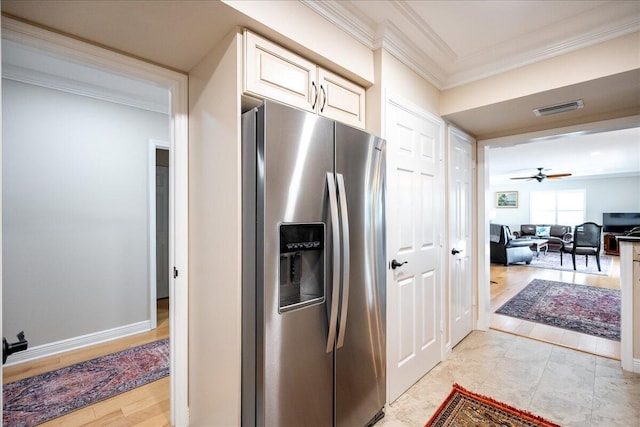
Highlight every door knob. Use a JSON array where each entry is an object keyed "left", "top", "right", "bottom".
[
  {"left": 390, "top": 259, "right": 408, "bottom": 270},
  {"left": 451, "top": 248, "right": 463, "bottom": 255}
]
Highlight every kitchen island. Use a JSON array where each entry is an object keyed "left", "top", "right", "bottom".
[{"left": 618, "top": 236, "right": 640, "bottom": 372}]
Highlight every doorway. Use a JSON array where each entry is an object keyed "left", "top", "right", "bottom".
[
  {"left": 476, "top": 117, "right": 639, "bottom": 361},
  {"left": 150, "top": 142, "right": 171, "bottom": 329},
  {"left": 1, "top": 19, "right": 188, "bottom": 425}
]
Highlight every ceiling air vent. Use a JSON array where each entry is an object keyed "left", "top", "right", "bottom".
[{"left": 533, "top": 99, "right": 584, "bottom": 117}]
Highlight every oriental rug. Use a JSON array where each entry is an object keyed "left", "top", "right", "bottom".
[
  {"left": 524, "top": 251, "right": 612, "bottom": 276},
  {"left": 425, "top": 383, "right": 560, "bottom": 427},
  {"left": 3, "top": 338, "right": 169, "bottom": 427},
  {"left": 495, "top": 279, "right": 620, "bottom": 340}
]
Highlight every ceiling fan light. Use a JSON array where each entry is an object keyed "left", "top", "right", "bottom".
[{"left": 533, "top": 99, "right": 584, "bottom": 117}]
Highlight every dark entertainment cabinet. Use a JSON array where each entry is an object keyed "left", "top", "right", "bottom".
[
  {"left": 604, "top": 233, "right": 620, "bottom": 255},
  {"left": 602, "top": 213, "right": 640, "bottom": 255}
]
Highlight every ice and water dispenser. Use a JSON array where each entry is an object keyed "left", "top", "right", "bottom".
[{"left": 279, "top": 224, "right": 325, "bottom": 312}]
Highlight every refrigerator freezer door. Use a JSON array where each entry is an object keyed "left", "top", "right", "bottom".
[
  {"left": 335, "top": 124, "right": 386, "bottom": 427},
  {"left": 258, "top": 101, "right": 335, "bottom": 427}
]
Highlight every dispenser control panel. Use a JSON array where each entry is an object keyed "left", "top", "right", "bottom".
[{"left": 279, "top": 223, "right": 325, "bottom": 312}]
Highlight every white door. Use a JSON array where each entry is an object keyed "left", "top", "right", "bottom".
[
  {"left": 448, "top": 127, "right": 474, "bottom": 348},
  {"left": 386, "top": 98, "right": 444, "bottom": 403}
]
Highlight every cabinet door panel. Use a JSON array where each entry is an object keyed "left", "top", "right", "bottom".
[
  {"left": 318, "top": 68, "right": 365, "bottom": 129},
  {"left": 244, "top": 30, "right": 316, "bottom": 113}
]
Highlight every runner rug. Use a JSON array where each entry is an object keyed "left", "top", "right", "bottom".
[
  {"left": 495, "top": 279, "right": 620, "bottom": 340},
  {"left": 3, "top": 338, "right": 169, "bottom": 427},
  {"left": 425, "top": 383, "right": 560, "bottom": 427}
]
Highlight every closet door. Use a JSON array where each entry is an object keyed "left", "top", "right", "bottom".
[
  {"left": 448, "top": 126, "right": 474, "bottom": 348},
  {"left": 386, "top": 98, "right": 444, "bottom": 402}
]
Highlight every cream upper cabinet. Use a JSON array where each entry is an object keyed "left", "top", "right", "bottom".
[
  {"left": 317, "top": 68, "right": 365, "bottom": 128},
  {"left": 244, "top": 30, "right": 366, "bottom": 129},
  {"left": 244, "top": 30, "right": 317, "bottom": 113}
]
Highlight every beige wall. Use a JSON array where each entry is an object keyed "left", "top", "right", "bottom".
[
  {"left": 365, "top": 49, "right": 383, "bottom": 135},
  {"left": 380, "top": 49, "right": 440, "bottom": 115},
  {"left": 188, "top": 28, "right": 243, "bottom": 426},
  {"left": 366, "top": 49, "right": 440, "bottom": 135},
  {"left": 441, "top": 31, "right": 640, "bottom": 115}
]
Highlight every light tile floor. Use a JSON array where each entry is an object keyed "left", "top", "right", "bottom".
[{"left": 379, "top": 330, "right": 640, "bottom": 427}]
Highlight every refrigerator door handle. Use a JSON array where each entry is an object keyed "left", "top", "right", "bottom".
[
  {"left": 336, "top": 173, "right": 350, "bottom": 349},
  {"left": 326, "top": 172, "right": 341, "bottom": 353}
]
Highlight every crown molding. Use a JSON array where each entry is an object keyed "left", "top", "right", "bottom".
[
  {"left": 390, "top": 0, "right": 456, "bottom": 61},
  {"left": 1, "top": 16, "right": 186, "bottom": 88},
  {"left": 300, "top": 0, "right": 375, "bottom": 49},
  {"left": 300, "top": 0, "right": 640, "bottom": 91},
  {"left": 375, "top": 20, "right": 448, "bottom": 88},
  {"left": 2, "top": 19, "right": 170, "bottom": 114},
  {"left": 3, "top": 63, "right": 169, "bottom": 114},
  {"left": 444, "top": 15, "right": 640, "bottom": 89},
  {"left": 302, "top": 0, "right": 447, "bottom": 88}
]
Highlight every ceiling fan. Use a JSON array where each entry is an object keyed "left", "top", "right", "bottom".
[{"left": 510, "top": 167, "right": 572, "bottom": 182}]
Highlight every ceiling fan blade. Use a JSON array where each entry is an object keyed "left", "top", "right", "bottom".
[
  {"left": 546, "top": 173, "right": 572, "bottom": 179},
  {"left": 509, "top": 168, "right": 572, "bottom": 181}
]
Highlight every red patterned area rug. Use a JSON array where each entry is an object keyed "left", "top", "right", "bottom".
[
  {"left": 495, "top": 279, "right": 620, "bottom": 340},
  {"left": 426, "top": 383, "right": 560, "bottom": 427},
  {"left": 3, "top": 338, "right": 169, "bottom": 426}
]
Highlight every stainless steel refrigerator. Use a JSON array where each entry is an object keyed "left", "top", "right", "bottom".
[{"left": 242, "top": 100, "right": 386, "bottom": 427}]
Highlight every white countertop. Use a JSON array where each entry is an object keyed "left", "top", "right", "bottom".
[{"left": 616, "top": 236, "right": 640, "bottom": 242}]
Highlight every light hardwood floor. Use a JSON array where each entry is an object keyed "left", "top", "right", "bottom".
[
  {"left": 490, "top": 254, "right": 621, "bottom": 359},
  {"left": 4, "top": 259, "right": 621, "bottom": 426},
  {"left": 3, "top": 299, "right": 170, "bottom": 426}
]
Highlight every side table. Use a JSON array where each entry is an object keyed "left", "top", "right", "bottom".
[{"left": 529, "top": 239, "right": 548, "bottom": 258}]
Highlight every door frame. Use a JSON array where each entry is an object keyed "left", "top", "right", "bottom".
[
  {"left": 2, "top": 18, "right": 189, "bottom": 425},
  {"left": 476, "top": 115, "right": 640, "bottom": 336},
  {"left": 149, "top": 140, "right": 170, "bottom": 329}
]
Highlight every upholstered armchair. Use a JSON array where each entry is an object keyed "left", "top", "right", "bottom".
[
  {"left": 490, "top": 224, "right": 534, "bottom": 266},
  {"left": 560, "top": 222, "right": 603, "bottom": 271}
]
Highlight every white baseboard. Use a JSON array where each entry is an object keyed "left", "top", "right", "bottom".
[
  {"left": 4, "top": 321, "right": 151, "bottom": 367},
  {"left": 444, "top": 343, "right": 453, "bottom": 360},
  {"left": 634, "top": 358, "right": 640, "bottom": 374}
]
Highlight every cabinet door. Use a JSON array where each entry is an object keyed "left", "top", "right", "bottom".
[
  {"left": 318, "top": 68, "right": 365, "bottom": 129},
  {"left": 244, "top": 30, "right": 317, "bottom": 113}
]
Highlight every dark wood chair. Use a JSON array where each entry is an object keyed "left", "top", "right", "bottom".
[{"left": 560, "top": 222, "right": 603, "bottom": 271}]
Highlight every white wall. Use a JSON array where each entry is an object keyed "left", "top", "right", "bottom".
[
  {"left": 490, "top": 175, "right": 640, "bottom": 231},
  {"left": 2, "top": 79, "right": 169, "bottom": 347}
]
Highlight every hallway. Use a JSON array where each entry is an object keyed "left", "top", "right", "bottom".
[{"left": 2, "top": 300, "right": 170, "bottom": 426}]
